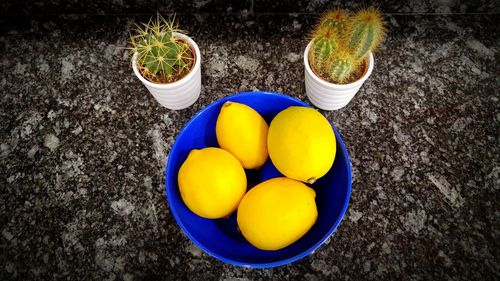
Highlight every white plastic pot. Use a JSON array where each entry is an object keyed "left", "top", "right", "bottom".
[
  {"left": 304, "top": 41, "right": 374, "bottom": 110},
  {"left": 132, "top": 33, "right": 201, "bottom": 110}
]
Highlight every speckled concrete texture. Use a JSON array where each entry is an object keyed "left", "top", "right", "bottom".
[{"left": 0, "top": 7, "right": 499, "bottom": 281}]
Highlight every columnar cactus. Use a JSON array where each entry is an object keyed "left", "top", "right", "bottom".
[
  {"left": 309, "top": 27, "right": 337, "bottom": 74},
  {"left": 347, "top": 9, "right": 385, "bottom": 60},
  {"left": 318, "top": 8, "right": 349, "bottom": 35},
  {"left": 309, "top": 8, "right": 385, "bottom": 84},
  {"left": 129, "top": 14, "right": 195, "bottom": 83},
  {"left": 326, "top": 51, "right": 355, "bottom": 84}
]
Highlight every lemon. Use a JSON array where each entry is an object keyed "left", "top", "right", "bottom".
[
  {"left": 216, "top": 101, "right": 269, "bottom": 169},
  {"left": 178, "top": 147, "right": 247, "bottom": 219},
  {"left": 267, "top": 106, "right": 336, "bottom": 184},
  {"left": 237, "top": 177, "right": 318, "bottom": 250}
]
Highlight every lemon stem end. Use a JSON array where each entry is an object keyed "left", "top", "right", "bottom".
[{"left": 307, "top": 177, "right": 316, "bottom": 184}]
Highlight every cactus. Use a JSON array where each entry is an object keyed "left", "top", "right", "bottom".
[
  {"left": 309, "top": 7, "right": 385, "bottom": 84},
  {"left": 346, "top": 8, "right": 385, "bottom": 61},
  {"left": 325, "top": 51, "right": 356, "bottom": 84},
  {"left": 309, "top": 27, "right": 337, "bottom": 74},
  {"left": 129, "top": 14, "right": 195, "bottom": 83},
  {"left": 318, "top": 8, "right": 349, "bottom": 35},
  {"left": 309, "top": 9, "right": 349, "bottom": 75}
]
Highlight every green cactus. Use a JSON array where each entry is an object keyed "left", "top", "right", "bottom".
[
  {"left": 318, "top": 8, "right": 349, "bottom": 35},
  {"left": 308, "top": 7, "right": 385, "bottom": 84},
  {"left": 309, "top": 28, "right": 337, "bottom": 74},
  {"left": 129, "top": 14, "right": 195, "bottom": 83},
  {"left": 346, "top": 8, "right": 385, "bottom": 61},
  {"left": 325, "top": 51, "right": 356, "bottom": 84},
  {"left": 309, "top": 9, "right": 349, "bottom": 74}
]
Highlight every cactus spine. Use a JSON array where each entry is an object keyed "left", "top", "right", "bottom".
[
  {"left": 129, "top": 14, "right": 195, "bottom": 83},
  {"left": 309, "top": 7, "right": 385, "bottom": 84}
]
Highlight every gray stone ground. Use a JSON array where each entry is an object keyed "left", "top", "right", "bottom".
[{"left": 0, "top": 11, "right": 499, "bottom": 281}]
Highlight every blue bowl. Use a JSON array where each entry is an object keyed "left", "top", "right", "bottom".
[{"left": 165, "top": 92, "right": 352, "bottom": 268}]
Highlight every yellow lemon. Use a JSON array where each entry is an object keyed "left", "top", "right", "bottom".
[
  {"left": 216, "top": 101, "right": 269, "bottom": 169},
  {"left": 178, "top": 147, "right": 247, "bottom": 219},
  {"left": 268, "top": 106, "right": 336, "bottom": 184},
  {"left": 237, "top": 177, "right": 318, "bottom": 250}
]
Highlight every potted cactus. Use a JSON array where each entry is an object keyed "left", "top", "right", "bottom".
[
  {"left": 304, "top": 8, "right": 385, "bottom": 110},
  {"left": 129, "top": 14, "right": 201, "bottom": 110}
]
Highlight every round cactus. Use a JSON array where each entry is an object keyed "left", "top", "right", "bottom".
[{"left": 129, "top": 14, "right": 195, "bottom": 83}]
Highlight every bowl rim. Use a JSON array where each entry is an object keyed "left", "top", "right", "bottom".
[{"left": 165, "top": 91, "right": 352, "bottom": 268}]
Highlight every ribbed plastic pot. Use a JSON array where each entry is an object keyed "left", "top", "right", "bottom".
[
  {"left": 304, "top": 41, "right": 374, "bottom": 110},
  {"left": 132, "top": 33, "right": 201, "bottom": 110}
]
